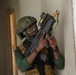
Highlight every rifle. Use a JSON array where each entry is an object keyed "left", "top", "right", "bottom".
[{"left": 24, "top": 11, "right": 59, "bottom": 61}]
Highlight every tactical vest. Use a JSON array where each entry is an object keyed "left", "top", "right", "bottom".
[{"left": 22, "top": 39, "right": 55, "bottom": 75}]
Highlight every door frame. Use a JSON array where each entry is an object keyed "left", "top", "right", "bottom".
[{"left": 7, "top": 9, "right": 18, "bottom": 75}]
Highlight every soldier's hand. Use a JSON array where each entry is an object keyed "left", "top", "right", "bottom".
[
  {"left": 36, "top": 32, "right": 48, "bottom": 52},
  {"left": 48, "top": 36, "right": 57, "bottom": 50}
]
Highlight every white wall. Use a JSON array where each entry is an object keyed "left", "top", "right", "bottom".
[
  {"left": 73, "top": 1, "right": 76, "bottom": 71},
  {"left": 62, "top": 0, "right": 75, "bottom": 75},
  {"left": 17, "top": 0, "right": 76, "bottom": 75},
  {"left": 19, "top": 0, "right": 41, "bottom": 20}
]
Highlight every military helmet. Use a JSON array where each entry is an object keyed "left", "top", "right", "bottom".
[{"left": 16, "top": 16, "right": 37, "bottom": 39}]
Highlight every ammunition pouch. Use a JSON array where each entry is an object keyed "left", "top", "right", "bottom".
[
  {"left": 25, "top": 68, "right": 40, "bottom": 75},
  {"left": 25, "top": 65, "right": 54, "bottom": 75}
]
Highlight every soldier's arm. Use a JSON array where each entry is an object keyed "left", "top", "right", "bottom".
[
  {"left": 27, "top": 32, "right": 48, "bottom": 64},
  {"left": 48, "top": 37, "right": 64, "bottom": 69},
  {"left": 53, "top": 47, "right": 64, "bottom": 69},
  {"left": 14, "top": 45, "right": 32, "bottom": 72}
]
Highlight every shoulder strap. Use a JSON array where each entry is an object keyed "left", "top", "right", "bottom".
[
  {"left": 48, "top": 46, "right": 54, "bottom": 69},
  {"left": 22, "top": 39, "right": 31, "bottom": 50}
]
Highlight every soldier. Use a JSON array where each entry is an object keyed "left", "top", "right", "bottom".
[{"left": 15, "top": 16, "right": 64, "bottom": 75}]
